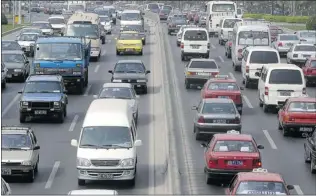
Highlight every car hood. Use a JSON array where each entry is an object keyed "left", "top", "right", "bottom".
[
  {"left": 113, "top": 73, "right": 146, "bottom": 79},
  {"left": 2, "top": 150, "right": 32, "bottom": 161},
  {"left": 51, "top": 24, "right": 65, "bottom": 29},
  {"left": 77, "top": 147, "right": 135, "bottom": 159},
  {"left": 5, "top": 62, "right": 24, "bottom": 69},
  {"left": 18, "top": 41, "right": 35, "bottom": 46},
  {"left": 21, "top": 93, "right": 62, "bottom": 102}
]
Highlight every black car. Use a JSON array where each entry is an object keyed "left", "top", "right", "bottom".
[
  {"left": 31, "top": 7, "right": 40, "bottom": 13},
  {"left": 304, "top": 130, "right": 316, "bottom": 174},
  {"left": 2, "top": 40, "right": 22, "bottom": 51}
]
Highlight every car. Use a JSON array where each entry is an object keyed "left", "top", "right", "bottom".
[
  {"left": 108, "top": 60, "right": 150, "bottom": 94},
  {"left": 17, "top": 27, "right": 43, "bottom": 39},
  {"left": 198, "top": 12, "right": 207, "bottom": 27},
  {"left": 48, "top": 15, "right": 66, "bottom": 35},
  {"left": 1, "top": 62, "right": 7, "bottom": 89},
  {"left": 218, "top": 18, "right": 242, "bottom": 46},
  {"left": 16, "top": 32, "right": 39, "bottom": 57},
  {"left": 167, "top": 17, "right": 187, "bottom": 35},
  {"left": 272, "top": 34, "right": 300, "bottom": 56},
  {"left": 95, "top": 83, "right": 140, "bottom": 124},
  {"left": 295, "top": 30, "right": 316, "bottom": 44},
  {"left": 201, "top": 75, "right": 244, "bottom": 114},
  {"left": 159, "top": 9, "right": 169, "bottom": 21},
  {"left": 115, "top": 32, "right": 143, "bottom": 55},
  {"left": 1, "top": 126, "right": 40, "bottom": 182},
  {"left": 176, "top": 25, "right": 197, "bottom": 46},
  {"left": 277, "top": 97, "right": 316, "bottom": 137},
  {"left": 201, "top": 130, "right": 264, "bottom": 183},
  {"left": 68, "top": 189, "right": 118, "bottom": 195},
  {"left": 120, "top": 25, "right": 147, "bottom": 45},
  {"left": 269, "top": 25, "right": 284, "bottom": 43},
  {"left": 31, "top": 21, "right": 53, "bottom": 35},
  {"left": 18, "top": 75, "right": 68, "bottom": 123},
  {"left": 184, "top": 59, "right": 219, "bottom": 89},
  {"left": 2, "top": 40, "right": 22, "bottom": 51},
  {"left": 286, "top": 43, "right": 316, "bottom": 67},
  {"left": 302, "top": 57, "right": 316, "bottom": 86},
  {"left": 1, "top": 177, "right": 11, "bottom": 195},
  {"left": 304, "top": 130, "right": 316, "bottom": 174},
  {"left": 225, "top": 168, "right": 294, "bottom": 195},
  {"left": 100, "top": 15, "right": 112, "bottom": 34},
  {"left": 225, "top": 37, "right": 233, "bottom": 58},
  {"left": 192, "top": 98, "right": 242, "bottom": 140},
  {"left": 1, "top": 50, "right": 30, "bottom": 82}
]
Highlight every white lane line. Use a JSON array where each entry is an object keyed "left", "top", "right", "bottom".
[
  {"left": 2, "top": 94, "right": 20, "bottom": 117},
  {"left": 211, "top": 44, "right": 215, "bottom": 49},
  {"left": 262, "top": 130, "right": 278, "bottom": 149},
  {"left": 83, "top": 84, "right": 92, "bottom": 96},
  {"left": 229, "top": 72, "right": 236, "bottom": 80},
  {"left": 294, "top": 185, "right": 304, "bottom": 195},
  {"left": 68, "top": 115, "right": 79, "bottom": 132},
  {"left": 242, "top": 95, "right": 253, "bottom": 108},
  {"left": 45, "top": 161, "right": 60, "bottom": 189},
  {"left": 218, "top": 56, "right": 224, "bottom": 62},
  {"left": 94, "top": 64, "right": 100, "bottom": 73}
]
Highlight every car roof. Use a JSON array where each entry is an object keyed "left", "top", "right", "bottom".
[
  {"left": 214, "top": 133, "right": 253, "bottom": 141},
  {"left": 69, "top": 189, "right": 117, "bottom": 195},
  {"left": 279, "top": 33, "right": 297, "bottom": 36},
  {"left": 238, "top": 25, "right": 269, "bottom": 31},
  {"left": 190, "top": 58, "right": 216, "bottom": 62},
  {"left": 294, "top": 43, "right": 315, "bottom": 47},
  {"left": 27, "top": 75, "right": 62, "bottom": 82},
  {"left": 20, "top": 32, "right": 40, "bottom": 35},
  {"left": 203, "top": 98, "right": 234, "bottom": 104},
  {"left": 36, "top": 37, "right": 82, "bottom": 44},
  {"left": 117, "top": 60, "right": 143, "bottom": 64},
  {"left": 183, "top": 27, "right": 207, "bottom": 31},
  {"left": 287, "top": 96, "right": 316, "bottom": 102},
  {"left": 2, "top": 40, "right": 18, "bottom": 43},
  {"left": 209, "top": 78, "right": 237, "bottom": 83},
  {"left": 102, "top": 83, "right": 133, "bottom": 88},
  {"left": 238, "top": 171, "right": 283, "bottom": 182},
  {"left": 122, "top": 9, "right": 140, "bottom": 13},
  {"left": 263, "top": 63, "right": 301, "bottom": 70},
  {"left": 246, "top": 46, "right": 278, "bottom": 52},
  {"left": 1, "top": 126, "right": 31, "bottom": 135},
  {"left": 1, "top": 50, "right": 24, "bottom": 54}
]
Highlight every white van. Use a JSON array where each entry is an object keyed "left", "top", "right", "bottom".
[
  {"left": 71, "top": 99, "right": 142, "bottom": 186},
  {"left": 256, "top": 64, "right": 306, "bottom": 113},
  {"left": 218, "top": 18, "right": 242, "bottom": 45},
  {"left": 180, "top": 27, "right": 210, "bottom": 61},
  {"left": 241, "top": 47, "right": 280, "bottom": 88},
  {"left": 120, "top": 10, "right": 143, "bottom": 27}
]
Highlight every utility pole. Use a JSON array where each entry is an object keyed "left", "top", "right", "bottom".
[
  {"left": 29, "top": 0, "right": 31, "bottom": 23},
  {"left": 12, "top": 0, "right": 15, "bottom": 27},
  {"left": 18, "top": 1, "right": 21, "bottom": 24}
]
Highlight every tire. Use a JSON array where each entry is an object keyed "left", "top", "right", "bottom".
[
  {"left": 2, "top": 81, "right": 6, "bottom": 89},
  {"left": 78, "top": 179, "right": 85, "bottom": 186},
  {"left": 263, "top": 104, "right": 269, "bottom": 113},
  {"left": 143, "top": 40, "right": 146, "bottom": 45},
  {"left": 57, "top": 111, "right": 65, "bottom": 123},
  {"left": 278, "top": 120, "right": 282, "bottom": 130},
  {"left": 181, "top": 54, "right": 185, "bottom": 61},
  {"left": 21, "top": 74, "right": 27, "bottom": 82},
  {"left": 259, "top": 97, "right": 263, "bottom": 107},
  {"left": 64, "top": 106, "right": 67, "bottom": 117},
  {"left": 26, "top": 169, "right": 35, "bottom": 182},
  {"left": 77, "top": 81, "right": 84, "bottom": 95},
  {"left": 143, "top": 86, "right": 147, "bottom": 94},
  {"left": 282, "top": 127, "right": 290, "bottom": 137},
  {"left": 205, "top": 172, "right": 212, "bottom": 184},
  {"left": 35, "top": 161, "right": 39, "bottom": 174},
  {"left": 116, "top": 50, "right": 120, "bottom": 55},
  {"left": 238, "top": 110, "right": 242, "bottom": 115},
  {"left": 139, "top": 50, "right": 143, "bottom": 55},
  {"left": 228, "top": 52, "right": 231, "bottom": 58},
  {"left": 135, "top": 112, "right": 138, "bottom": 126},
  {"left": 20, "top": 114, "right": 26, "bottom": 123},
  {"left": 84, "top": 72, "right": 88, "bottom": 87},
  {"left": 245, "top": 79, "right": 250, "bottom": 88},
  {"left": 304, "top": 149, "right": 311, "bottom": 163},
  {"left": 311, "top": 158, "right": 316, "bottom": 174},
  {"left": 128, "top": 177, "right": 136, "bottom": 186},
  {"left": 102, "top": 37, "right": 105, "bottom": 44},
  {"left": 185, "top": 79, "right": 190, "bottom": 89}
]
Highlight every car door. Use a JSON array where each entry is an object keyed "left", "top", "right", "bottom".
[
  {"left": 28, "top": 132, "right": 38, "bottom": 165},
  {"left": 278, "top": 98, "right": 289, "bottom": 123}
]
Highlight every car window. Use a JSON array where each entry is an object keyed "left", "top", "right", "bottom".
[
  {"left": 288, "top": 102, "right": 316, "bottom": 112},
  {"left": 270, "top": 28, "right": 284, "bottom": 36},
  {"left": 208, "top": 82, "right": 238, "bottom": 90},
  {"left": 202, "top": 102, "right": 236, "bottom": 114},
  {"left": 279, "top": 35, "right": 299, "bottom": 40},
  {"left": 311, "top": 60, "right": 316, "bottom": 68},
  {"left": 24, "top": 81, "right": 62, "bottom": 93},
  {"left": 294, "top": 45, "right": 316, "bottom": 51},
  {"left": 223, "top": 19, "right": 241, "bottom": 28},
  {"left": 249, "top": 51, "right": 279, "bottom": 64},
  {"left": 189, "top": 61, "right": 217, "bottom": 69},
  {"left": 98, "top": 87, "right": 134, "bottom": 99},
  {"left": 2, "top": 41, "right": 21, "bottom": 50},
  {"left": 184, "top": 30, "right": 207, "bottom": 41},
  {"left": 268, "top": 69, "right": 302, "bottom": 85},
  {"left": 213, "top": 140, "right": 256, "bottom": 152},
  {"left": 235, "top": 181, "right": 287, "bottom": 195},
  {"left": 1, "top": 54, "right": 24, "bottom": 63},
  {"left": 19, "top": 34, "right": 38, "bottom": 41},
  {"left": 238, "top": 31, "right": 269, "bottom": 46},
  {"left": 32, "top": 23, "right": 51, "bottom": 28},
  {"left": 300, "top": 31, "right": 315, "bottom": 38},
  {"left": 114, "top": 63, "right": 145, "bottom": 73},
  {"left": 2, "top": 134, "right": 32, "bottom": 149}
]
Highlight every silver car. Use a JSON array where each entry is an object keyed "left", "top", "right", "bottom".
[
  {"left": 295, "top": 30, "right": 316, "bottom": 45},
  {"left": 184, "top": 58, "right": 220, "bottom": 89},
  {"left": 17, "top": 33, "right": 39, "bottom": 57},
  {"left": 287, "top": 44, "right": 316, "bottom": 66},
  {"left": 94, "top": 82, "right": 140, "bottom": 124},
  {"left": 1, "top": 126, "right": 40, "bottom": 182},
  {"left": 31, "top": 21, "right": 53, "bottom": 35},
  {"left": 272, "top": 34, "right": 300, "bottom": 56},
  {"left": 192, "top": 98, "right": 242, "bottom": 140}
]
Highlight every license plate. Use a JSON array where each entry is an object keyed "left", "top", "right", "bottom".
[
  {"left": 197, "top": 72, "right": 209, "bottom": 76},
  {"left": 191, "top": 45, "right": 199, "bottom": 49},
  {"left": 1, "top": 168, "right": 11, "bottom": 175},
  {"left": 213, "top": 119, "right": 227, "bottom": 123},
  {"left": 100, "top": 173, "right": 113, "bottom": 179},
  {"left": 6, "top": 74, "right": 12, "bottom": 78},
  {"left": 34, "top": 110, "right": 47, "bottom": 115},
  {"left": 218, "top": 96, "right": 229, "bottom": 98},
  {"left": 227, "top": 160, "right": 243, "bottom": 166},
  {"left": 280, "top": 91, "right": 291, "bottom": 96},
  {"left": 126, "top": 49, "right": 133, "bottom": 52},
  {"left": 299, "top": 127, "right": 313, "bottom": 132}
]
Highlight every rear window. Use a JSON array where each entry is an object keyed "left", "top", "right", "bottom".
[
  {"left": 249, "top": 51, "right": 279, "bottom": 64},
  {"left": 236, "top": 181, "right": 287, "bottom": 195},
  {"left": 294, "top": 45, "right": 316, "bottom": 51},
  {"left": 280, "top": 35, "right": 299, "bottom": 40},
  {"left": 213, "top": 140, "right": 256, "bottom": 152},
  {"left": 288, "top": 102, "right": 316, "bottom": 112},
  {"left": 208, "top": 82, "right": 239, "bottom": 90},
  {"left": 184, "top": 30, "right": 207, "bottom": 41},
  {"left": 223, "top": 19, "right": 241, "bottom": 28},
  {"left": 148, "top": 3, "right": 159, "bottom": 9},
  {"left": 268, "top": 69, "right": 303, "bottom": 85},
  {"left": 311, "top": 60, "right": 316, "bottom": 68},
  {"left": 202, "top": 102, "right": 236, "bottom": 114},
  {"left": 189, "top": 61, "right": 217, "bottom": 69}
]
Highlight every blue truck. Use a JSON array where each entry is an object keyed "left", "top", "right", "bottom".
[{"left": 32, "top": 36, "right": 91, "bottom": 94}]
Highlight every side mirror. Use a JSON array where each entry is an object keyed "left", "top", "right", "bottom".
[
  {"left": 146, "top": 70, "right": 150, "bottom": 74},
  {"left": 108, "top": 70, "right": 113, "bottom": 74},
  {"left": 25, "top": 60, "right": 29, "bottom": 64},
  {"left": 71, "top": 139, "right": 78, "bottom": 147},
  {"left": 240, "top": 87, "right": 244, "bottom": 90},
  {"left": 18, "top": 91, "right": 22, "bottom": 94},
  {"left": 33, "top": 146, "right": 40, "bottom": 150},
  {"left": 191, "top": 106, "right": 197, "bottom": 110},
  {"left": 257, "top": 145, "right": 264, "bottom": 149},
  {"left": 200, "top": 143, "right": 207, "bottom": 148},
  {"left": 287, "top": 185, "right": 294, "bottom": 190},
  {"left": 134, "top": 139, "right": 142, "bottom": 147},
  {"left": 255, "top": 72, "right": 260, "bottom": 77},
  {"left": 93, "top": 95, "right": 98, "bottom": 99}
]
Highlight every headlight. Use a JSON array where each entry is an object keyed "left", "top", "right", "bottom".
[
  {"left": 112, "top": 79, "right": 122, "bottom": 82},
  {"left": 21, "top": 101, "right": 28, "bottom": 106},
  {"left": 91, "top": 48, "right": 99, "bottom": 51},
  {"left": 73, "top": 71, "right": 81, "bottom": 75},
  {"left": 21, "top": 161, "right": 32, "bottom": 165},
  {"left": 14, "top": 69, "right": 23, "bottom": 72},
  {"left": 77, "top": 158, "right": 91, "bottom": 167},
  {"left": 120, "top": 158, "right": 134, "bottom": 167},
  {"left": 137, "top": 79, "right": 146, "bottom": 82},
  {"left": 53, "top": 102, "right": 60, "bottom": 106}
]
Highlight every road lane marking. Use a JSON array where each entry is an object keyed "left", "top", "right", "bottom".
[
  {"left": 294, "top": 185, "right": 304, "bottom": 195},
  {"left": 45, "top": 161, "right": 60, "bottom": 189},
  {"left": 68, "top": 115, "right": 79, "bottom": 132},
  {"left": 2, "top": 94, "right": 20, "bottom": 117},
  {"left": 229, "top": 72, "right": 236, "bottom": 80},
  {"left": 94, "top": 64, "right": 100, "bottom": 73},
  {"left": 211, "top": 44, "right": 215, "bottom": 49},
  {"left": 262, "top": 130, "right": 278, "bottom": 149},
  {"left": 218, "top": 56, "right": 224, "bottom": 62},
  {"left": 242, "top": 95, "right": 253, "bottom": 108},
  {"left": 83, "top": 84, "right": 92, "bottom": 96}
]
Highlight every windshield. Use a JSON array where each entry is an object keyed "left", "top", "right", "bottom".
[
  {"left": 114, "top": 63, "right": 144, "bottom": 73},
  {"left": 300, "top": 31, "right": 315, "bottom": 38},
  {"left": 236, "top": 181, "right": 287, "bottom": 195},
  {"left": 48, "top": 18, "right": 64, "bottom": 24},
  {"left": 208, "top": 82, "right": 239, "bottom": 90},
  {"left": 189, "top": 61, "right": 217, "bottom": 69},
  {"left": 270, "top": 28, "right": 284, "bottom": 36},
  {"left": 269, "top": 69, "right": 302, "bottom": 85},
  {"left": 66, "top": 24, "right": 99, "bottom": 39},
  {"left": 148, "top": 3, "right": 159, "bottom": 10},
  {"left": 21, "top": 28, "right": 41, "bottom": 34},
  {"left": 213, "top": 140, "right": 256, "bottom": 152},
  {"left": 32, "top": 23, "right": 51, "bottom": 29},
  {"left": 212, "top": 4, "right": 235, "bottom": 12},
  {"left": 172, "top": 19, "right": 187, "bottom": 25},
  {"left": 122, "top": 25, "right": 144, "bottom": 32},
  {"left": 288, "top": 102, "right": 316, "bottom": 112},
  {"left": 2, "top": 54, "right": 24, "bottom": 63},
  {"left": 35, "top": 43, "right": 82, "bottom": 60},
  {"left": 280, "top": 35, "right": 299, "bottom": 41},
  {"left": 249, "top": 51, "right": 279, "bottom": 64},
  {"left": 2, "top": 134, "right": 32, "bottom": 149},
  {"left": 80, "top": 126, "right": 132, "bottom": 148},
  {"left": 184, "top": 30, "right": 207, "bottom": 41},
  {"left": 202, "top": 102, "right": 236, "bottom": 114},
  {"left": 19, "top": 34, "right": 37, "bottom": 41},
  {"left": 24, "top": 81, "right": 62, "bottom": 93},
  {"left": 100, "top": 16, "right": 111, "bottom": 22},
  {"left": 294, "top": 45, "right": 316, "bottom": 51},
  {"left": 121, "top": 13, "right": 141, "bottom": 21},
  {"left": 163, "top": 5, "right": 172, "bottom": 11},
  {"left": 223, "top": 19, "right": 242, "bottom": 28},
  {"left": 99, "top": 87, "right": 134, "bottom": 99},
  {"left": 69, "top": 4, "right": 84, "bottom": 11},
  {"left": 119, "top": 33, "right": 141, "bottom": 40},
  {"left": 160, "top": 9, "right": 169, "bottom": 14},
  {"left": 95, "top": 9, "right": 110, "bottom": 16},
  {"left": 238, "top": 31, "right": 269, "bottom": 46},
  {"left": 2, "top": 42, "right": 21, "bottom": 50},
  {"left": 237, "top": 8, "right": 242, "bottom": 14}
]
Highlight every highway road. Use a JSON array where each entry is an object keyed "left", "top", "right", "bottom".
[{"left": 1, "top": 12, "right": 316, "bottom": 195}]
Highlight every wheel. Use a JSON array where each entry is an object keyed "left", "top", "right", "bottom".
[
  {"left": 263, "top": 104, "right": 269, "bottom": 113},
  {"left": 26, "top": 169, "right": 35, "bottom": 182},
  {"left": 238, "top": 110, "right": 242, "bottom": 115},
  {"left": 282, "top": 127, "right": 290, "bottom": 137},
  {"left": 185, "top": 79, "right": 190, "bottom": 89},
  {"left": 102, "top": 37, "right": 105, "bottom": 44},
  {"left": 128, "top": 177, "right": 136, "bottom": 186},
  {"left": 304, "top": 149, "right": 311, "bottom": 163},
  {"left": 311, "top": 158, "right": 316, "bottom": 174},
  {"left": 77, "top": 81, "right": 84, "bottom": 94},
  {"left": 218, "top": 39, "right": 220, "bottom": 44},
  {"left": 116, "top": 50, "right": 120, "bottom": 55},
  {"left": 142, "top": 40, "right": 146, "bottom": 45},
  {"left": 228, "top": 52, "right": 231, "bottom": 58},
  {"left": 84, "top": 73, "right": 88, "bottom": 87},
  {"left": 181, "top": 54, "right": 185, "bottom": 61},
  {"left": 2, "top": 81, "right": 6, "bottom": 89},
  {"left": 139, "top": 50, "right": 143, "bottom": 55},
  {"left": 35, "top": 162, "right": 38, "bottom": 174},
  {"left": 135, "top": 112, "right": 138, "bottom": 126},
  {"left": 143, "top": 86, "right": 147, "bottom": 94},
  {"left": 64, "top": 106, "right": 67, "bottom": 117},
  {"left": 57, "top": 111, "right": 65, "bottom": 123},
  {"left": 195, "top": 128, "right": 201, "bottom": 140},
  {"left": 21, "top": 74, "right": 27, "bottom": 82},
  {"left": 225, "top": 51, "right": 227, "bottom": 57},
  {"left": 20, "top": 114, "right": 26, "bottom": 123},
  {"left": 259, "top": 97, "right": 263, "bottom": 107},
  {"left": 205, "top": 170, "right": 212, "bottom": 184},
  {"left": 78, "top": 179, "right": 85, "bottom": 186}
]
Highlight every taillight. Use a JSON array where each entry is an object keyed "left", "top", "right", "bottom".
[
  {"left": 303, "top": 87, "right": 306, "bottom": 94},
  {"left": 253, "top": 159, "right": 262, "bottom": 168},
  {"left": 264, "top": 87, "right": 269, "bottom": 96},
  {"left": 198, "top": 116, "right": 205, "bottom": 123},
  {"left": 187, "top": 72, "right": 196, "bottom": 75},
  {"left": 278, "top": 42, "right": 283, "bottom": 47},
  {"left": 284, "top": 115, "right": 294, "bottom": 122},
  {"left": 246, "top": 65, "right": 249, "bottom": 73},
  {"left": 180, "top": 43, "right": 184, "bottom": 48},
  {"left": 307, "top": 68, "right": 312, "bottom": 74},
  {"left": 229, "top": 42, "right": 232, "bottom": 47},
  {"left": 208, "top": 158, "right": 218, "bottom": 168},
  {"left": 212, "top": 72, "right": 219, "bottom": 76}
]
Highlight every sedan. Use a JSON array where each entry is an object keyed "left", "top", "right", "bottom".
[
  {"left": 272, "top": 34, "right": 300, "bottom": 56},
  {"left": 295, "top": 30, "right": 316, "bottom": 44},
  {"left": 17, "top": 33, "right": 38, "bottom": 57},
  {"left": 167, "top": 18, "right": 187, "bottom": 35},
  {"left": 31, "top": 21, "right": 53, "bottom": 35},
  {"left": 2, "top": 40, "right": 22, "bottom": 51},
  {"left": 287, "top": 44, "right": 316, "bottom": 67},
  {"left": 302, "top": 57, "right": 316, "bottom": 86},
  {"left": 192, "top": 98, "right": 242, "bottom": 140}
]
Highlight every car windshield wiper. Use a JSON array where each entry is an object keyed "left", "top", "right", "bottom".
[
  {"left": 102, "top": 144, "right": 130, "bottom": 148},
  {"left": 126, "top": 70, "right": 142, "bottom": 73},
  {"left": 80, "top": 144, "right": 101, "bottom": 148}
]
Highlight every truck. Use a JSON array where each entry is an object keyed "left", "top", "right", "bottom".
[{"left": 32, "top": 36, "right": 91, "bottom": 94}]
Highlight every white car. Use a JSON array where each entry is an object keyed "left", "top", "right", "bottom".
[
  {"left": 100, "top": 15, "right": 113, "bottom": 34},
  {"left": 31, "top": 21, "right": 53, "bottom": 35},
  {"left": 1, "top": 62, "right": 7, "bottom": 89},
  {"left": 68, "top": 189, "right": 118, "bottom": 195},
  {"left": 295, "top": 30, "right": 316, "bottom": 44},
  {"left": 176, "top": 25, "right": 197, "bottom": 47},
  {"left": 272, "top": 34, "right": 300, "bottom": 56},
  {"left": 48, "top": 15, "right": 66, "bottom": 35},
  {"left": 17, "top": 32, "right": 39, "bottom": 57},
  {"left": 287, "top": 44, "right": 316, "bottom": 66}
]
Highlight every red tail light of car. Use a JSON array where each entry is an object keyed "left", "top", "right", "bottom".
[
  {"left": 198, "top": 116, "right": 205, "bottom": 123},
  {"left": 278, "top": 42, "right": 283, "bottom": 47},
  {"left": 253, "top": 159, "right": 262, "bottom": 168},
  {"left": 264, "top": 87, "right": 269, "bottom": 96},
  {"left": 246, "top": 65, "right": 249, "bottom": 73},
  {"left": 231, "top": 117, "right": 240, "bottom": 124},
  {"left": 180, "top": 43, "right": 184, "bottom": 48},
  {"left": 208, "top": 158, "right": 218, "bottom": 168},
  {"left": 284, "top": 115, "right": 294, "bottom": 122}
]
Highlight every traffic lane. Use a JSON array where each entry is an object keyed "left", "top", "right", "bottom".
[
  {"left": 43, "top": 25, "right": 154, "bottom": 194},
  {"left": 212, "top": 38, "right": 315, "bottom": 194}
]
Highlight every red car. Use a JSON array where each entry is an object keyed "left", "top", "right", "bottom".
[
  {"left": 201, "top": 130, "right": 264, "bottom": 184},
  {"left": 201, "top": 75, "right": 244, "bottom": 114},
  {"left": 303, "top": 57, "right": 316, "bottom": 86},
  {"left": 225, "top": 168, "right": 294, "bottom": 195},
  {"left": 278, "top": 97, "right": 316, "bottom": 137}
]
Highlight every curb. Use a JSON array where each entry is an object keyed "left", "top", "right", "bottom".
[{"left": 2, "top": 26, "right": 25, "bottom": 36}]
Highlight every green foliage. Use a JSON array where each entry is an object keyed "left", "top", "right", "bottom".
[
  {"left": 243, "top": 14, "right": 309, "bottom": 24},
  {"left": 306, "top": 16, "right": 316, "bottom": 30}
]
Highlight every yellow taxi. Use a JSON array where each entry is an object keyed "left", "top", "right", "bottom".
[{"left": 115, "top": 31, "right": 143, "bottom": 55}]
